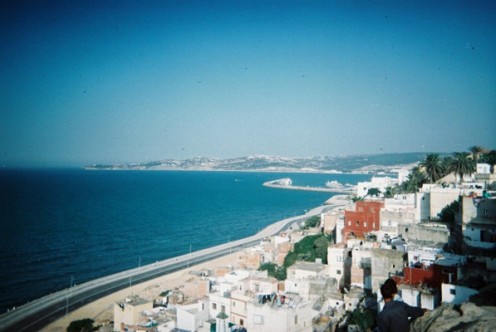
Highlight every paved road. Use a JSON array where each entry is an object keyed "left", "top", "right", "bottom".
[{"left": 0, "top": 203, "right": 346, "bottom": 331}]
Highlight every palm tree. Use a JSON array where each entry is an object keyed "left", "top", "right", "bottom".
[
  {"left": 400, "top": 166, "right": 427, "bottom": 193},
  {"left": 420, "top": 154, "right": 444, "bottom": 183},
  {"left": 440, "top": 155, "right": 453, "bottom": 178},
  {"left": 481, "top": 150, "right": 496, "bottom": 174},
  {"left": 448, "top": 152, "right": 476, "bottom": 183},
  {"left": 469, "top": 146, "right": 484, "bottom": 162},
  {"left": 383, "top": 186, "right": 397, "bottom": 198}
]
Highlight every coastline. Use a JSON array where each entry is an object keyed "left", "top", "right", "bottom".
[
  {"left": 41, "top": 251, "right": 243, "bottom": 332},
  {"left": 84, "top": 167, "right": 365, "bottom": 174},
  {"left": 40, "top": 196, "right": 351, "bottom": 331}
]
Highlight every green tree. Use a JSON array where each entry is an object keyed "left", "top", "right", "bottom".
[
  {"left": 400, "top": 166, "right": 427, "bottom": 193},
  {"left": 441, "top": 155, "right": 453, "bottom": 175},
  {"left": 469, "top": 145, "right": 484, "bottom": 162},
  {"left": 283, "top": 251, "right": 299, "bottom": 269},
  {"left": 258, "top": 262, "right": 287, "bottom": 280},
  {"left": 383, "top": 186, "right": 397, "bottom": 198},
  {"left": 258, "top": 262, "right": 277, "bottom": 275},
  {"left": 351, "top": 195, "right": 364, "bottom": 202},
  {"left": 303, "top": 215, "right": 321, "bottom": 229},
  {"left": 283, "top": 234, "right": 331, "bottom": 269},
  {"left": 67, "top": 318, "right": 95, "bottom": 332},
  {"left": 421, "top": 153, "right": 445, "bottom": 183},
  {"left": 313, "top": 236, "right": 329, "bottom": 263},
  {"left": 347, "top": 306, "right": 375, "bottom": 332},
  {"left": 448, "top": 152, "right": 476, "bottom": 183},
  {"left": 366, "top": 187, "right": 381, "bottom": 197},
  {"left": 481, "top": 150, "right": 496, "bottom": 173},
  {"left": 438, "top": 200, "right": 460, "bottom": 229}
]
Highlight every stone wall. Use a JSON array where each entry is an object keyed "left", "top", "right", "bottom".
[{"left": 371, "top": 248, "right": 405, "bottom": 293}]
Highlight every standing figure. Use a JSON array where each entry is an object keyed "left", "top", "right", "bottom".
[{"left": 377, "top": 279, "right": 425, "bottom": 332}]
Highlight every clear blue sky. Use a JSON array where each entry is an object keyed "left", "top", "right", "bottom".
[{"left": 1, "top": 1, "right": 495, "bottom": 167}]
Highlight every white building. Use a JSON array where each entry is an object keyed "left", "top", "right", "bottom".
[
  {"left": 357, "top": 176, "right": 398, "bottom": 198},
  {"left": 418, "top": 183, "right": 485, "bottom": 220},
  {"left": 113, "top": 296, "right": 153, "bottom": 332},
  {"left": 441, "top": 283, "right": 479, "bottom": 305},
  {"left": 209, "top": 292, "right": 232, "bottom": 323},
  {"left": 380, "top": 193, "right": 417, "bottom": 240},
  {"left": 245, "top": 293, "right": 316, "bottom": 332},
  {"left": 176, "top": 300, "right": 209, "bottom": 332},
  {"left": 457, "top": 194, "right": 496, "bottom": 252},
  {"left": 285, "top": 262, "right": 327, "bottom": 297},
  {"left": 399, "top": 285, "right": 439, "bottom": 310},
  {"left": 327, "top": 245, "right": 347, "bottom": 288}
]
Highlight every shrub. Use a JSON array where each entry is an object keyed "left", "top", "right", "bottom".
[
  {"left": 67, "top": 318, "right": 96, "bottom": 332},
  {"left": 258, "top": 262, "right": 287, "bottom": 280}
]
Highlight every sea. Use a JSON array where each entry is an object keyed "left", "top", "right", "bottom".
[{"left": 0, "top": 169, "right": 372, "bottom": 313}]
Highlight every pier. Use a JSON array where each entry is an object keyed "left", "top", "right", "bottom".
[{"left": 263, "top": 179, "right": 355, "bottom": 194}]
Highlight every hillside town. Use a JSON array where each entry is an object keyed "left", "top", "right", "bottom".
[{"left": 78, "top": 151, "right": 496, "bottom": 332}]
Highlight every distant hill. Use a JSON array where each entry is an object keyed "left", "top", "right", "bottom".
[{"left": 85, "top": 152, "right": 427, "bottom": 173}]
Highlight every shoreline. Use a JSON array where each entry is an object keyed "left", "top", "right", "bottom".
[
  {"left": 84, "top": 166, "right": 375, "bottom": 175},
  {"left": 40, "top": 198, "right": 351, "bottom": 331},
  {"left": 41, "top": 251, "right": 244, "bottom": 332}
]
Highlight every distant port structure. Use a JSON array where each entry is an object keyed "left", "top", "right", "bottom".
[{"left": 263, "top": 178, "right": 355, "bottom": 194}]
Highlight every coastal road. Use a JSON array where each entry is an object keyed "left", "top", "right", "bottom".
[{"left": 0, "top": 201, "right": 348, "bottom": 332}]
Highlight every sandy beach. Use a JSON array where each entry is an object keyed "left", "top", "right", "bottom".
[{"left": 42, "top": 250, "right": 243, "bottom": 331}]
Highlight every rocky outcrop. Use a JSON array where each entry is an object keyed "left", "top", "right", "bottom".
[{"left": 410, "top": 302, "right": 496, "bottom": 332}]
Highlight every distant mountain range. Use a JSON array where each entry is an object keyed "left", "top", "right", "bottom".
[{"left": 86, "top": 152, "right": 427, "bottom": 173}]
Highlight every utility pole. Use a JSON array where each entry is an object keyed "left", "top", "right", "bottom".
[
  {"left": 228, "top": 234, "right": 231, "bottom": 254},
  {"left": 187, "top": 243, "right": 192, "bottom": 268},
  {"left": 65, "top": 275, "right": 73, "bottom": 316}
]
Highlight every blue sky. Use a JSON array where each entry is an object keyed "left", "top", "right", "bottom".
[{"left": 1, "top": 1, "right": 495, "bottom": 167}]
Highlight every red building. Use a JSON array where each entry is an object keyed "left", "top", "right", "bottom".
[
  {"left": 343, "top": 201, "right": 384, "bottom": 238},
  {"left": 393, "top": 264, "right": 458, "bottom": 289}
]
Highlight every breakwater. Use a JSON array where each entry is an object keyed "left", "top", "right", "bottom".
[{"left": 263, "top": 179, "right": 355, "bottom": 194}]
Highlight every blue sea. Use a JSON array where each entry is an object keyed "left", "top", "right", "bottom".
[{"left": 0, "top": 169, "right": 371, "bottom": 313}]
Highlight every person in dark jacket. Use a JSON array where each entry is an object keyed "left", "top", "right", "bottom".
[{"left": 377, "top": 279, "right": 425, "bottom": 332}]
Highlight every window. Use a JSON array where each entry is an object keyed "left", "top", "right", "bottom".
[
  {"left": 348, "top": 221, "right": 351, "bottom": 226},
  {"left": 450, "top": 289, "right": 456, "bottom": 295},
  {"left": 233, "top": 302, "right": 236, "bottom": 307},
  {"left": 356, "top": 221, "right": 360, "bottom": 227},
  {"left": 337, "top": 269, "right": 342, "bottom": 274},
  {"left": 364, "top": 222, "right": 367, "bottom": 227},
  {"left": 212, "top": 303, "right": 217, "bottom": 310},
  {"left": 295, "top": 315, "right": 298, "bottom": 325},
  {"left": 373, "top": 222, "right": 375, "bottom": 228},
  {"left": 221, "top": 305, "right": 226, "bottom": 313},
  {"left": 240, "top": 319, "right": 244, "bottom": 326},
  {"left": 254, "top": 315, "right": 264, "bottom": 324}
]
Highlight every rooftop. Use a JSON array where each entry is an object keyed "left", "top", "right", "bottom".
[{"left": 117, "top": 295, "right": 150, "bottom": 307}]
